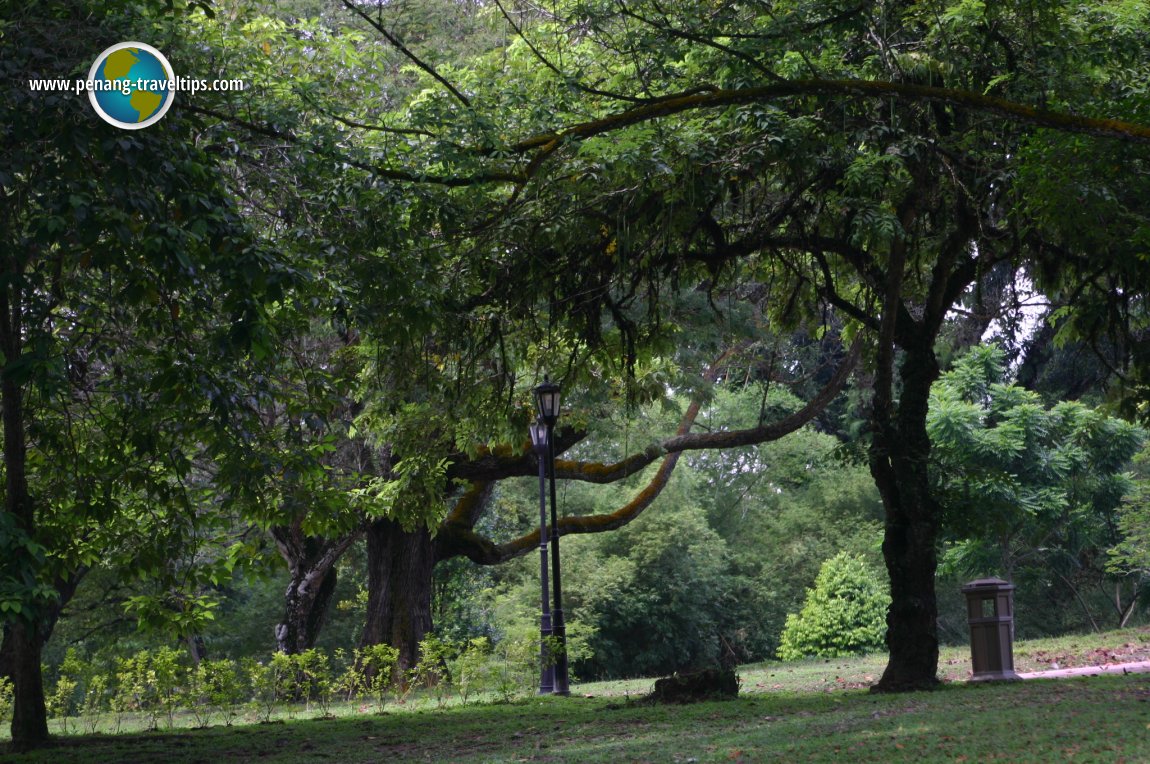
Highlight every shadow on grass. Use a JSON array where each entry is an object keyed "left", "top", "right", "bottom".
[{"left": 6, "top": 666, "right": 1150, "bottom": 763}]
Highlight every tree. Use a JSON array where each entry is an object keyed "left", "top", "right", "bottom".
[
  {"left": 932, "top": 345, "right": 1146, "bottom": 630},
  {"left": 1107, "top": 447, "right": 1150, "bottom": 623},
  {"left": 777, "top": 552, "right": 889, "bottom": 661},
  {"left": 1, "top": 1, "right": 290, "bottom": 747},
  {"left": 385, "top": 0, "right": 1149, "bottom": 691},
  {"left": 184, "top": 0, "right": 1150, "bottom": 691}
]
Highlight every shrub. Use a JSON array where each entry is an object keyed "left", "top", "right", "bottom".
[
  {"left": 46, "top": 648, "right": 86, "bottom": 734},
  {"left": 777, "top": 552, "right": 889, "bottom": 661},
  {"left": 451, "top": 637, "right": 491, "bottom": 705},
  {"left": 81, "top": 672, "right": 109, "bottom": 733},
  {"left": 295, "top": 648, "right": 334, "bottom": 715},
  {"left": 356, "top": 643, "right": 400, "bottom": 712},
  {"left": 243, "top": 656, "right": 283, "bottom": 723},
  {"left": 408, "top": 634, "right": 453, "bottom": 708},
  {"left": 487, "top": 629, "right": 545, "bottom": 703},
  {"left": 185, "top": 658, "right": 245, "bottom": 728},
  {"left": 150, "top": 647, "right": 184, "bottom": 729}
]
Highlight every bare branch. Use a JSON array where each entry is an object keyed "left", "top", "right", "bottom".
[
  {"left": 617, "top": 3, "right": 786, "bottom": 84},
  {"left": 339, "top": 0, "right": 472, "bottom": 109},
  {"left": 493, "top": 0, "right": 650, "bottom": 104}
]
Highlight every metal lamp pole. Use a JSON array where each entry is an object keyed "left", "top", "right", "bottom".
[
  {"left": 535, "top": 376, "right": 570, "bottom": 696},
  {"left": 529, "top": 419, "right": 554, "bottom": 694}
]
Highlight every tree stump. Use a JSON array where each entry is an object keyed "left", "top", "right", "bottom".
[{"left": 644, "top": 668, "right": 739, "bottom": 704}]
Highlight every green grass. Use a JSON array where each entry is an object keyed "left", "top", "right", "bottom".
[{"left": 4, "top": 627, "right": 1150, "bottom": 762}]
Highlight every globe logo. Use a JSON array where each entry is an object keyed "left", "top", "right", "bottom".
[{"left": 87, "top": 42, "right": 175, "bottom": 129}]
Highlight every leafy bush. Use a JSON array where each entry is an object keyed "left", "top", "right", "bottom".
[
  {"left": 243, "top": 655, "right": 289, "bottom": 723},
  {"left": 777, "top": 552, "right": 889, "bottom": 661},
  {"left": 46, "top": 648, "right": 86, "bottom": 734},
  {"left": 186, "top": 658, "right": 246, "bottom": 728},
  {"left": 451, "top": 637, "right": 492, "bottom": 705},
  {"left": 355, "top": 643, "right": 400, "bottom": 712},
  {"left": 295, "top": 648, "right": 334, "bottom": 715},
  {"left": 108, "top": 648, "right": 186, "bottom": 730},
  {"left": 487, "top": 629, "right": 541, "bottom": 703},
  {"left": 81, "top": 672, "right": 108, "bottom": 733},
  {"left": 408, "top": 634, "right": 453, "bottom": 708}
]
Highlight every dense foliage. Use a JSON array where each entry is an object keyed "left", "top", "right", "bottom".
[
  {"left": 4, "top": 0, "right": 1150, "bottom": 748},
  {"left": 777, "top": 552, "right": 890, "bottom": 661}
]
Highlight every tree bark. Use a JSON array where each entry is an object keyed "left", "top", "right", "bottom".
[
  {"left": 272, "top": 524, "right": 359, "bottom": 654},
  {"left": 0, "top": 627, "right": 10, "bottom": 683},
  {"left": 2, "top": 278, "right": 50, "bottom": 749},
  {"left": 359, "top": 518, "right": 434, "bottom": 677},
  {"left": 0, "top": 568, "right": 86, "bottom": 683},
  {"left": 871, "top": 344, "right": 943, "bottom": 693},
  {"left": 6, "top": 622, "right": 48, "bottom": 752}
]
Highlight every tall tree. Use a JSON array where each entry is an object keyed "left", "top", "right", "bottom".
[
  {"left": 340, "top": 0, "right": 1149, "bottom": 690},
  {"left": 187, "top": 0, "right": 1150, "bottom": 689},
  {"left": 1, "top": 1, "right": 289, "bottom": 747}
]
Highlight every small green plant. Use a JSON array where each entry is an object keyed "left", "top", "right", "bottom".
[
  {"left": 47, "top": 671, "right": 78, "bottom": 734},
  {"left": 111, "top": 648, "right": 183, "bottom": 731},
  {"left": 332, "top": 648, "right": 362, "bottom": 703},
  {"left": 777, "top": 552, "right": 890, "bottom": 661},
  {"left": 358, "top": 643, "right": 399, "bottom": 713},
  {"left": 204, "top": 659, "right": 246, "bottom": 726},
  {"left": 150, "top": 647, "right": 184, "bottom": 729},
  {"left": 269, "top": 651, "right": 300, "bottom": 718},
  {"left": 186, "top": 662, "right": 216, "bottom": 729},
  {"left": 488, "top": 632, "right": 547, "bottom": 703},
  {"left": 81, "top": 672, "right": 109, "bottom": 733},
  {"left": 46, "top": 648, "right": 87, "bottom": 734},
  {"left": 183, "top": 658, "right": 246, "bottom": 729},
  {"left": 295, "top": 648, "right": 334, "bottom": 716},
  {"left": 243, "top": 658, "right": 271, "bottom": 723},
  {"left": 451, "top": 637, "right": 491, "bottom": 706},
  {"left": 244, "top": 655, "right": 290, "bottom": 723},
  {"left": 409, "top": 634, "right": 454, "bottom": 709},
  {"left": 111, "top": 655, "right": 141, "bottom": 733}
]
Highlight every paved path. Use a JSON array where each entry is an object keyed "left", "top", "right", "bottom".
[{"left": 1017, "top": 660, "right": 1150, "bottom": 680}]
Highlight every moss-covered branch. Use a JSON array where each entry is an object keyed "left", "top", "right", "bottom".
[
  {"left": 515, "top": 79, "right": 1150, "bottom": 152},
  {"left": 438, "top": 338, "right": 861, "bottom": 565}
]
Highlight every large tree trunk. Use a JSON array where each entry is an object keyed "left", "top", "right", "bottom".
[
  {"left": 871, "top": 344, "right": 943, "bottom": 692},
  {"left": 0, "top": 568, "right": 86, "bottom": 683},
  {"left": 7, "top": 622, "right": 48, "bottom": 752},
  {"left": 359, "top": 518, "right": 434, "bottom": 676},
  {"left": 2, "top": 283, "right": 50, "bottom": 749},
  {"left": 272, "top": 525, "right": 357, "bottom": 654}
]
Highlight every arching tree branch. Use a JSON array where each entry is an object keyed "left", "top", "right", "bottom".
[
  {"left": 512, "top": 79, "right": 1150, "bottom": 152},
  {"left": 438, "top": 337, "right": 861, "bottom": 565}
]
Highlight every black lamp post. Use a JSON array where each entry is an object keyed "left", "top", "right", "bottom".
[
  {"left": 528, "top": 419, "right": 555, "bottom": 694},
  {"left": 535, "top": 375, "right": 570, "bottom": 695}
]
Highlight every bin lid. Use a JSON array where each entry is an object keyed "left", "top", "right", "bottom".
[{"left": 961, "top": 577, "right": 1014, "bottom": 592}]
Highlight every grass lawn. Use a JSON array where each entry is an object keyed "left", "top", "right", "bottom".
[{"left": 4, "top": 628, "right": 1150, "bottom": 762}]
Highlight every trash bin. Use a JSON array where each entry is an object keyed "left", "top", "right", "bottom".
[{"left": 962, "top": 578, "right": 1020, "bottom": 681}]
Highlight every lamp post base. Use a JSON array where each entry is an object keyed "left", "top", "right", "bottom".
[
  {"left": 539, "top": 615, "right": 555, "bottom": 694},
  {"left": 551, "top": 609, "right": 570, "bottom": 696}
]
